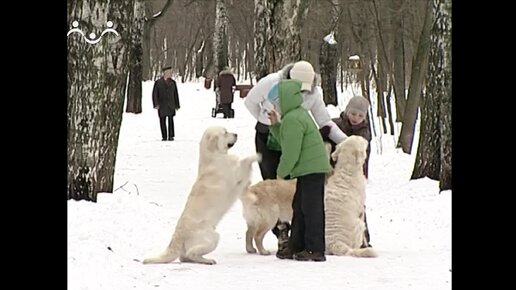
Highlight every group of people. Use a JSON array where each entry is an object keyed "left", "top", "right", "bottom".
[
  {"left": 151, "top": 60, "right": 373, "bottom": 262},
  {"left": 244, "top": 60, "right": 373, "bottom": 262}
]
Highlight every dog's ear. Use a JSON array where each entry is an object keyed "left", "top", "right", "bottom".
[
  {"left": 207, "top": 134, "right": 219, "bottom": 152},
  {"left": 331, "top": 150, "right": 338, "bottom": 162},
  {"left": 331, "top": 143, "right": 341, "bottom": 162},
  {"left": 354, "top": 148, "right": 365, "bottom": 165}
]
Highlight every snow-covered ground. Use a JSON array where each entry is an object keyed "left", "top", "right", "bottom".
[{"left": 68, "top": 80, "right": 451, "bottom": 289}]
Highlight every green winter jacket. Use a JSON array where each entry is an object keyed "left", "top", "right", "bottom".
[{"left": 269, "top": 80, "right": 331, "bottom": 179}]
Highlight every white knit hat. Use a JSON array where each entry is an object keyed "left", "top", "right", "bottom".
[{"left": 290, "top": 60, "right": 315, "bottom": 91}]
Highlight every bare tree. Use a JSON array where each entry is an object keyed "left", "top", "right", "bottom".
[
  {"left": 199, "top": 1, "right": 217, "bottom": 80},
  {"left": 412, "top": 0, "right": 451, "bottom": 191},
  {"left": 203, "top": 35, "right": 217, "bottom": 79},
  {"left": 392, "top": 0, "right": 407, "bottom": 121},
  {"left": 226, "top": 0, "right": 255, "bottom": 81},
  {"left": 254, "top": 0, "right": 272, "bottom": 80},
  {"left": 142, "top": 0, "right": 174, "bottom": 81},
  {"left": 320, "top": 32, "right": 339, "bottom": 106},
  {"left": 67, "top": 0, "right": 143, "bottom": 201},
  {"left": 125, "top": 0, "right": 145, "bottom": 114},
  {"left": 398, "top": 0, "right": 433, "bottom": 154},
  {"left": 371, "top": 0, "right": 396, "bottom": 136},
  {"left": 319, "top": 0, "right": 340, "bottom": 106}
]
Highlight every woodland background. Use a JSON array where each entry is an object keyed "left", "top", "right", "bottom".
[{"left": 66, "top": 0, "right": 451, "bottom": 201}]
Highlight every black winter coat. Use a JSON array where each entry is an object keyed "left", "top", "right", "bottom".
[{"left": 152, "top": 77, "right": 180, "bottom": 117}]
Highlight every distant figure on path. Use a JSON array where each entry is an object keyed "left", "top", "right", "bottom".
[
  {"left": 215, "top": 66, "right": 236, "bottom": 118},
  {"left": 152, "top": 65, "right": 180, "bottom": 141}
]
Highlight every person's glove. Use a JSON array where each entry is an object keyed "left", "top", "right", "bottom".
[{"left": 319, "top": 125, "right": 331, "bottom": 141}]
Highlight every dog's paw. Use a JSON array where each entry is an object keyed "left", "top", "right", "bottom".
[
  {"left": 246, "top": 247, "right": 257, "bottom": 254},
  {"left": 255, "top": 153, "right": 262, "bottom": 163},
  {"left": 258, "top": 249, "right": 271, "bottom": 255},
  {"left": 242, "top": 154, "right": 261, "bottom": 165},
  {"left": 245, "top": 153, "right": 261, "bottom": 164},
  {"left": 204, "top": 259, "right": 217, "bottom": 265}
]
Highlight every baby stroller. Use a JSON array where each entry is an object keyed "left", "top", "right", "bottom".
[{"left": 211, "top": 88, "right": 235, "bottom": 118}]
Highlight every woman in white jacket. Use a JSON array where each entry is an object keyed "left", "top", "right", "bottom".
[
  {"left": 244, "top": 60, "right": 348, "bottom": 258},
  {"left": 245, "top": 60, "right": 347, "bottom": 179}
]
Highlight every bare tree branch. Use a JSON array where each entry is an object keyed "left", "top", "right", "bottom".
[{"left": 147, "top": 0, "right": 174, "bottom": 23}]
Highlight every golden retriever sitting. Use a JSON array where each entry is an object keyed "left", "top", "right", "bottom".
[
  {"left": 239, "top": 179, "right": 296, "bottom": 255},
  {"left": 324, "top": 136, "right": 377, "bottom": 257},
  {"left": 143, "top": 126, "right": 261, "bottom": 265}
]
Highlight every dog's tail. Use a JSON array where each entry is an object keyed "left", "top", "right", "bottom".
[
  {"left": 241, "top": 186, "right": 259, "bottom": 204},
  {"left": 327, "top": 241, "right": 378, "bottom": 258},
  {"left": 237, "top": 154, "right": 261, "bottom": 190},
  {"left": 349, "top": 247, "right": 378, "bottom": 258},
  {"left": 142, "top": 232, "right": 182, "bottom": 264}
]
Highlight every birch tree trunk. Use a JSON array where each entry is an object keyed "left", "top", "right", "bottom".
[
  {"left": 438, "top": 0, "right": 452, "bottom": 191},
  {"left": 412, "top": 0, "right": 451, "bottom": 191},
  {"left": 67, "top": 0, "right": 137, "bottom": 201},
  {"left": 214, "top": 0, "right": 230, "bottom": 73},
  {"left": 254, "top": 0, "right": 310, "bottom": 81},
  {"left": 398, "top": 0, "right": 433, "bottom": 154},
  {"left": 254, "top": 0, "right": 272, "bottom": 80}
]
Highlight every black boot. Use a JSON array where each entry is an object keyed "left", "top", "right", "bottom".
[
  {"left": 274, "top": 221, "right": 292, "bottom": 259},
  {"left": 293, "top": 250, "right": 326, "bottom": 262},
  {"left": 276, "top": 247, "right": 294, "bottom": 260}
]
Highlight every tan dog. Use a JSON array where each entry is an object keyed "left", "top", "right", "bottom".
[
  {"left": 143, "top": 126, "right": 260, "bottom": 265},
  {"left": 240, "top": 142, "right": 333, "bottom": 255},
  {"left": 239, "top": 179, "right": 296, "bottom": 255},
  {"left": 324, "top": 136, "right": 377, "bottom": 257}
]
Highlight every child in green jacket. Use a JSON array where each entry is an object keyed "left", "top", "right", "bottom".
[{"left": 267, "top": 79, "right": 331, "bottom": 262}]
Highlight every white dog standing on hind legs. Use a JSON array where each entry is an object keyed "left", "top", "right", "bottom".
[
  {"left": 142, "top": 126, "right": 261, "bottom": 265},
  {"left": 324, "top": 136, "right": 377, "bottom": 258}
]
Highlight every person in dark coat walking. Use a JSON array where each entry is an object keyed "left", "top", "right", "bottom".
[
  {"left": 152, "top": 66, "right": 180, "bottom": 141},
  {"left": 215, "top": 67, "right": 236, "bottom": 118},
  {"left": 320, "top": 95, "right": 373, "bottom": 248}
]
